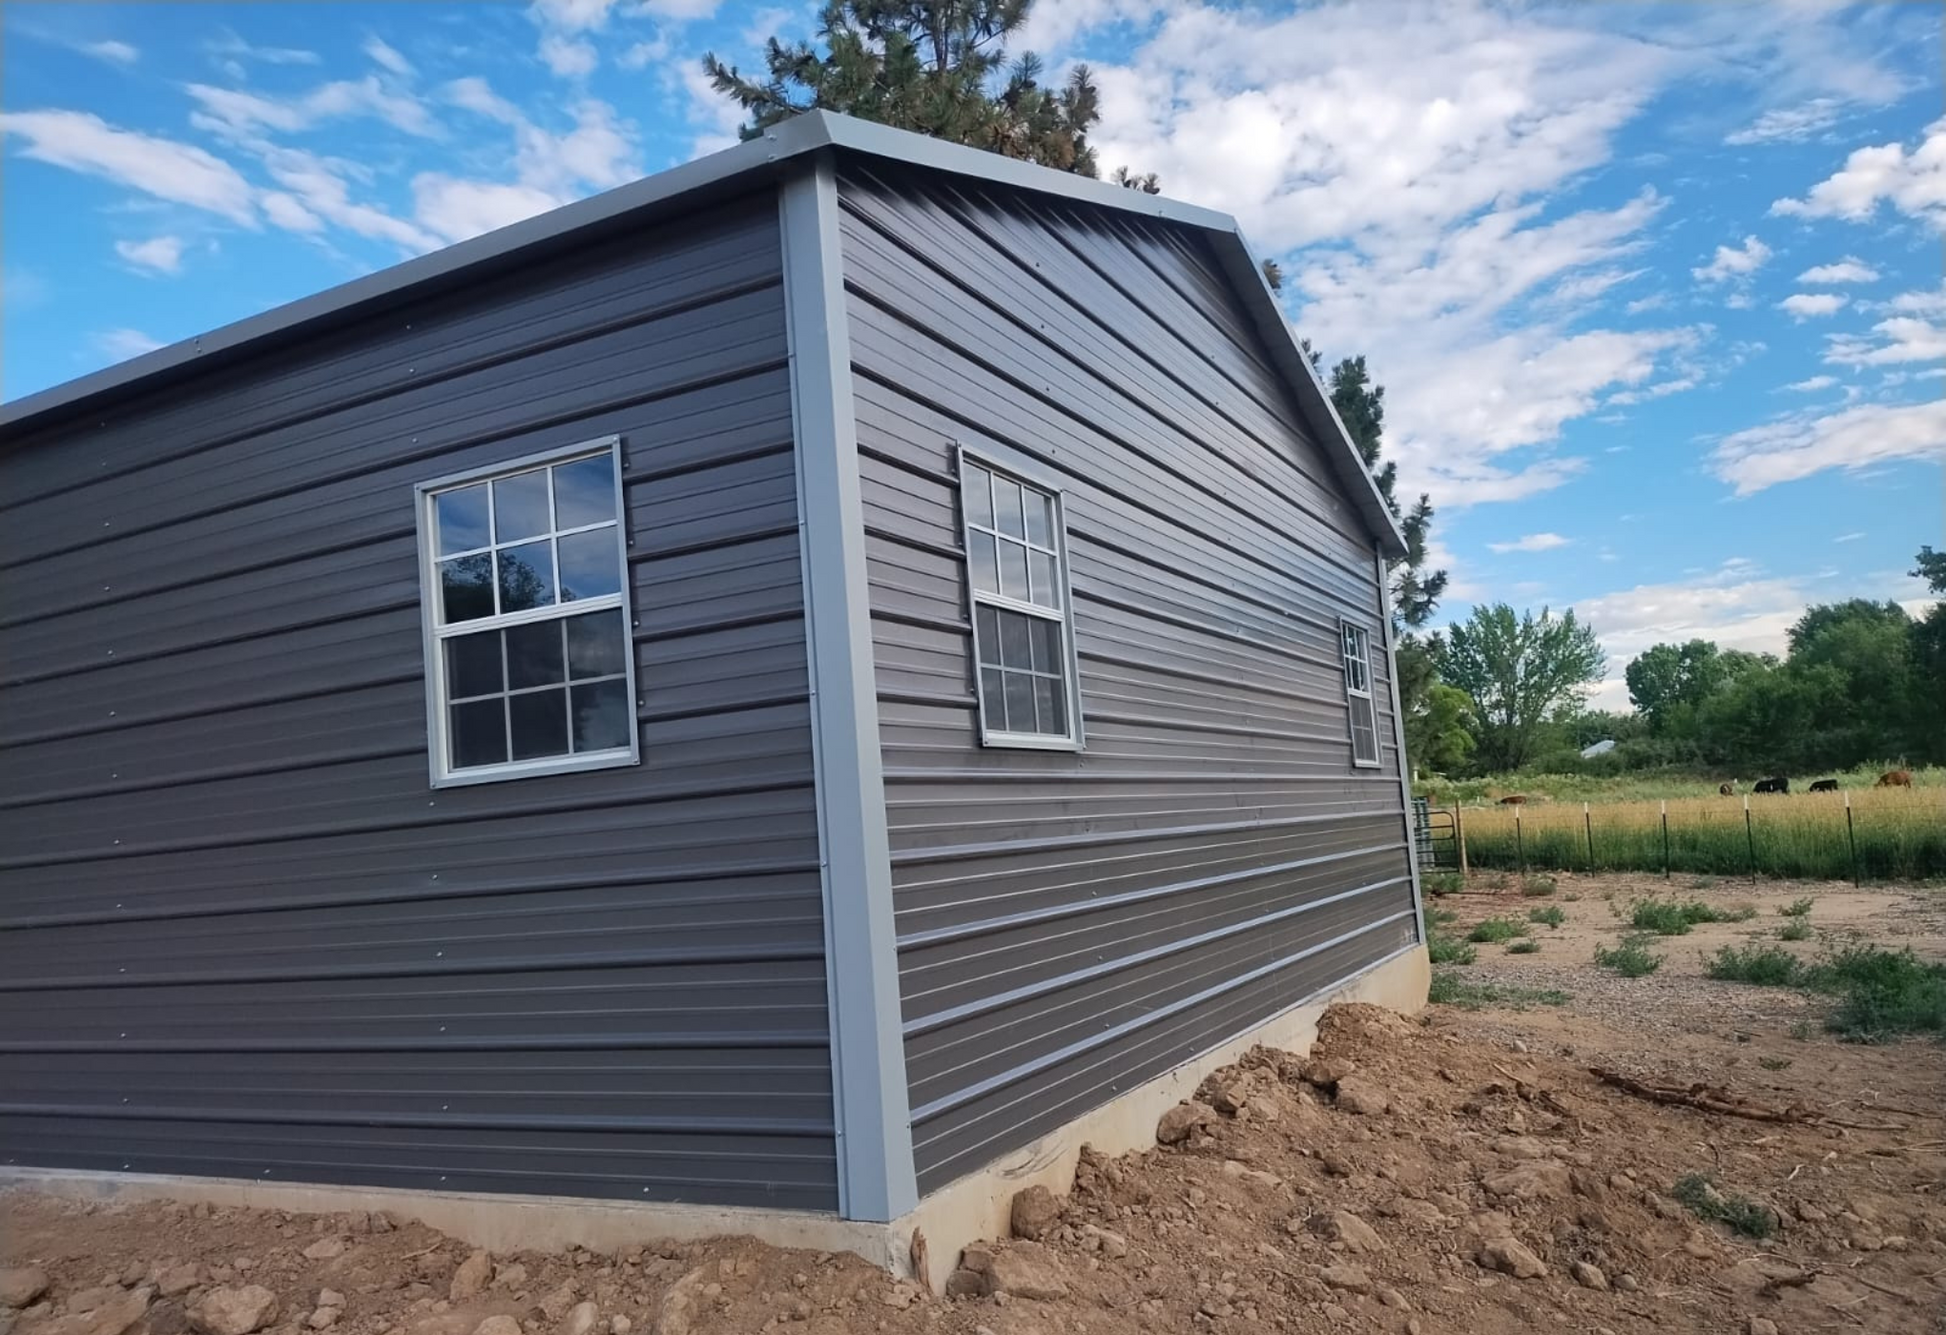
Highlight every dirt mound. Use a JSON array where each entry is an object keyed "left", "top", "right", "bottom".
[{"left": 5, "top": 1003, "right": 1941, "bottom": 1335}]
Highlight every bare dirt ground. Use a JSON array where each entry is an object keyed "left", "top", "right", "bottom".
[{"left": 5, "top": 876, "right": 1942, "bottom": 1335}]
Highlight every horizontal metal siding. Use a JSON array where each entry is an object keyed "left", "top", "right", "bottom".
[
  {"left": 0, "top": 193, "right": 839, "bottom": 1210},
  {"left": 836, "top": 165, "right": 1416, "bottom": 1197}
]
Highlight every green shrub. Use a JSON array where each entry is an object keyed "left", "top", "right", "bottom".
[
  {"left": 1527, "top": 905, "right": 1566, "bottom": 929},
  {"left": 1788, "top": 1020, "right": 1813, "bottom": 1041},
  {"left": 1706, "top": 944, "right": 1804, "bottom": 986},
  {"left": 1809, "top": 944, "right": 1946, "bottom": 1042},
  {"left": 1672, "top": 1173, "right": 1776, "bottom": 1238},
  {"left": 1779, "top": 896, "right": 1815, "bottom": 918},
  {"left": 1428, "top": 972, "right": 1568, "bottom": 1010},
  {"left": 1520, "top": 875, "right": 1558, "bottom": 897},
  {"left": 1427, "top": 933, "right": 1477, "bottom": 966},
  {"left": 1506, "top": 938, "right": 1541, "bottom": 954},
  {"left": 1424, "top": 870, "right": 1466, "bottom": 897},
  {"left": 1467, "top": 917, "right": 1528, "bottom": 944},
  {"left": 1777, "top": 918, "right": 1813, "bottom": 942},
  {"left": 1630, "top": 898, "right": 1753, "bottom": 934},
  {"left": 1594, "top": 934, "right": 1663, "bottom": 977}
]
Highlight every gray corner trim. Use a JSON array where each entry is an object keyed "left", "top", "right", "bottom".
[
  {"left": 1208, "top": 233, "right": 1409, "bottom": 561},
  {"left": 779, "top": 156, "right": 919, "bottom": 1223},
  {"left": 1374, "top": 546, "right": 1426, "bottom": 937}
]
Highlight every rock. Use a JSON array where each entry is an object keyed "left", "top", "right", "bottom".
[
  {"left": 1318, "top": 1211, "right": 1383, "bottom": 1255},
  {"left": 153, "top": 1272, "right": 199, "bottom": 1303},
  {"left": 558, "top": 1302, "right": 598, "bottom": 1335},
  {"left": 1746, "top": 1320, "right": 1778, "bottom": 1335},
  {"left": 1081, "top": 1226, "right": 1127, "bottom": 1260},
  {"left": 1318, "top": 1265, "right": 1371, "bottom": 1294},
  {"left": 607, "top": 1319, "right": 630, "bottom": 1335},
  {"left": 469, "top": 1321, "right": 520, "bottom": 1335},
  {"left": 984, "top": 1246, "right": 1068, "bottom": 1301},
  {"left": 1378, "top": 1289, "right": 1409, "bottom": 1311},
  {"left": 194, "top": 1288, "right": 277, "bottom": 1335},
  {"left": 942, "top": 1270, "right": 986, "bottom": 1299},
  {"left": 1156, "top": 1102, "right": 1215, "bottom": 1145},
  {"left": 1792, "top": 1200, "right": 1826, "bottom": 1223},
  {"left": 131, "top": 1302, "right": 191, "bottom": 1335},
  {"left": 1209, "top": 1082, "right": 1249, "bottom": 1116},
  {"left": 489, "top": 1267, "right": 526, "bottom": 1293},
  {"left": 1010, "top": 1186, "right": 1061, "bottom": 1240},
  {"left": 1494, "top": 1136, "right": 1551, "bottom": 1161},
  {"left": 1570, "top": 1261, "right": 1608, "bottom": 1291},
  {"left": 650, "top": 1267, "right": 707, "bottom": 1335},
  {"left": 1333, "top": 1076, "right": 1390, "bottom": 1116},
  {"left": 301, "top": 1241, "right": 345, "bottom": 1263},
  {"left": 535, "top": 1283, "right": 577, "bottom": 1323},
  {"left": 1300, "top": 1056, "right": 1357, "bottom": 1087},
  {"left": 1483, "top": 1161, "right": 1572, "bottom": 1201},
  {"left": 1848, "top": 1232, "right": 1883, "bottom": 1252},
  {"left": 878, "top": 1285, "right": 918, "bottom": 1311},
  {"left": 448, "top": 1255, "right": 492, "bottom": 1304},
  {"left": 1319, "top": 1151, "right": 1355, "bottom": 1178},
  {"left": 312, "top": 1299, "right": 340, "bottom": 1316},
  {"left": 67, "top": 1291, "right": 125, "bottom": 1316},
  {"left": 1477, "top": 1238, "right": 1548, "bottom": 1280},
  {"left": 306, "top": 1312, "right": 338, "bottom": 1331},
  {"left": 1614, "top": 1274, "right": 1640, "bottom": 1293},
  {"left": 29, "top": 1290, "right": 155, "bottom": 1335}
]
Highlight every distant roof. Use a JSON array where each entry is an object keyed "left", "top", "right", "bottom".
[
  {"left": 1580, "top": 740, "right": 1617, "bottom": 758},
  {"left": 0, "top": 110, "right": 1406, "bottom": 559}
]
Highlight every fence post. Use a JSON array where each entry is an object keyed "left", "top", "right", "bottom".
[
  {"left": 1661, "top": 800, "right": 1670, "bottom": 880},
  {"left": 1846, "top": 790, "right": 1858, "bottom": 886},
  {"left": 1583, "top": 801, "right": 1594, "bottom": 871},
  {"left": 1455, "top": 806, "right": 1469, "bottom": 876},
  {"left": 1515, "top": 807, "right": 1525, "bottom": 876},
  {"left": 1744, "top": 794, "right": 1757, "bottom": 885}
]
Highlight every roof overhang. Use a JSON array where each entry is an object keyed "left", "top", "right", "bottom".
[{"left": 1, "top": 110, "right": 1406, "bottom": 559}]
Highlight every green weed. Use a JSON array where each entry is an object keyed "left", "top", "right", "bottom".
[
  {"left": 1467, "top": 917, "right": 1528, "bottom": 944},
  {"left": 1506, "top": 938, "right": 1541, "bottom": 954},
  {"left": 1594, "top": 934, "right": 1664, "bottom": 977},
  {"left": 1425, "top": 871, "right": 1466, "bottom": 897},
  {"left": 1779, "top": 896, "right": 1815, "bottom": 918},
  {"left": 1527, "top": 905, "right": 1566, "bottom": 929},
  {"left": 1672, "top": 1173, "right": 1776, "bottom": 1239},
  {"left": 1520, "top": 875, "right": 1558, "bottom": 897},
  {"left": 1757, "top": 1056, "right": 1792, "bottom": 1071},
  {"left": 1705, "top": 944, "right": 1804, "bottom": 986},
  {"left": 1777, "top": 918, "right": 1813, "bottom": 942},
  {"left": 1428, "top": 972, "right": 1569, "bottom": 1010},
  {"left": 1630, "top": 898, "right": 1755, "bottom": 935}
]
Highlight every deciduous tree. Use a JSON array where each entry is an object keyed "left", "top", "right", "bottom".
[{"left": 1437, "top": 605, "right": 1604, "bottom": 772}]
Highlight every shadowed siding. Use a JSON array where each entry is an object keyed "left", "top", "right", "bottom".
[
  {"left": 837, "top": 164, "right": 1418, "bottom": 1194},
  {"left": 0, "top": 194, "right": 839, "bottom": 1209}
]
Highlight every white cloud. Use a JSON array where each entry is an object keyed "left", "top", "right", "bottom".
[
  {"left": 93, "top": 327, "right": 164, "bottom": 361},
  {"left": 539, "top": 33, "right": 599, "bottom": 78},
  {"left": 1692, "top": 234, "right": 1771, "bottom": 284},
  {"left": 82, "top": 39, "right": 140, "bottom": 65},
  {"left": 1824, "top": 289, "right": 1946, "bottom": 366},
  {"left": 616, "top": 37, "right": 671, "bottom": 70},
  {"left": 259, "top": 191, "right": 324, "bottom": 233},
  {"left": 363, "top": 36, "right": 413, "bottom": 77},
  {"left": 1772, "top": 118, "right": 1946, "bottom": 228},
  {"left": 631, "top": 0, "right": 722, "bottom": 18},
  {"left": 186, "top": 77, "right": 440, "bottom": 141},
  {"left": 411, "top": 175, "right": 565, "bottom": 244},
  {"left": 532, "top": 0, "right": 620, "bottom": 28},
  {"left": 1487, "top": 532, "right": 1571, "bottom": 554},
  {"left": 1834, "top": 532, "right": 1864, "bottom": 543},
  {"left": 115, "top": 235, "right": 184, "bottom": 274},
  {"left": 1783, "top": 374, "right": 1838, "bottom": 392},
  {"left": 1779, "top": 292, "right": 1847, "bottom": 320},
  {"left": 1606, "top": 374, "right": 1698, "bottom": 406},
  {"left": 442, "top": 78, "right": 641, "bottom": 198},
  {"left": 262, "top": 148, "right": 440, "bottom": 252},
  {"left": 681, "top": 62, "right": 747, "bottom": 156},
  {"left": 0, "top": 109, "right": 257, "bottom": 224},
  {"left": 1796, "top": 257, "right": 1878, "bottom": 284},
  {"left": 1724, "top": 97, "right": 1845, "bottom": 145},
  {"left": 206, "top": 30, "right": 319, "bottom": 66},
  {"left": 1708, "top": 398, "right": 1946, "bottom": 495}
]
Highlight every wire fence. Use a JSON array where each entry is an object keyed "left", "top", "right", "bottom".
[{"left": 1427, "top": 788, "right": 1946, "bottom": 883}]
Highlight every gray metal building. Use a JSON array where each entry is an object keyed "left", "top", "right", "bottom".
[{"left": 0, "top": 112, "right": 1423, "bottom": 1232}]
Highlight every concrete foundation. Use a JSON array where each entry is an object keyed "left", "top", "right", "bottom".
[{"left": 1, "top": 943, "right": 1427, "bottom": 1291}]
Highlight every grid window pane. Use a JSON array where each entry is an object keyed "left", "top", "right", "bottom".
[
  {"left": 998, "top": 540, "right": 1029, "bottom": 602},
  {"left": 969, "top": 531, "right": 999, "bottom": 595},
  {"left": 566, "top": 610, "right": 627, "bottom": 679},
  {"left": 1002, "top": 671, "right": 1035, "bottom": 731},
  {"left": 980, "top": 668, "right": 1006, "bottom": 729},
  {"left": 558, "top": 528, "right": 622, "bottom": 602},
  {"left": 975, "top": 605, "right": 999, "bottom": 656},
  {"left": 963, "top": 464, "right": 993, "bottom": 528},
  {"left": 493, "top": 470, "right": 552, "bottom": 542},
  {"left": 1034, "top": 676, "right": 1064, "bottom": 735},
  {"left": 572, "top": 680, "right": 633, "bottom": 752},
  {"left": 451, "top": 700, "right": 508, "bottom": 768},
  {"left": 553, "top": 455, "right": 617, "bottom": 529},
  {"left": 1028, "top": 550, "right": 1059, "bottom": 609},
  {"left": 998, "top": 610, "right": 1032, "bottom": 670},
  {"left": 505, "top": 620, "right": 566, "bottom": 690},
  {"left": 435, "top": 484, "right": 491, "bottom": 555},
  {"left": 993, "top": 476, "right": 1025, "bottom": 538},
  {"left": 1029, "top": 618, "right": 1060, "bottom": 673},
  {"left": 445, "top": 631, "right": 504, "bottom": 699},
  {"left": 509, "top": 688, "right": 569, "bottom": 761},
  {"left": 497, "top": 541, "right": 556, "bottom": 613},
  {"left": 440, "top": 556, "right": 497, "bottom": 623},
  {"left": 1024, "top": 492, "right": 1053, "bottom": 547}
]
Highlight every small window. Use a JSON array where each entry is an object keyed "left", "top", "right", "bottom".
[
  {"left": 1342, "top": 622, "right": 1380, "bottom": 767},
  {"left": 960, "top": 451, "right": 1081, "bottom": 749},
  {"left": 416, "top": 439, "right": 638, "bottom": 787}
]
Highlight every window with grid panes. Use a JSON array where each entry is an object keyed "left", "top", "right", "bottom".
[
  {"left": 416, "top": 440, "right": 639, "bottom": 786},
  {"left": 959, "top": 453, "right": 1080, "bottom": 747},
  {"left": 1342, "top": 621, "right": 1380, "bottom": 767}
]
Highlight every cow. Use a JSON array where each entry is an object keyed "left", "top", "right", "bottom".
[
  {"left": 1753, "top": 777, "right": 1790, "bottom": 794},
  {"left": 1498, "top": 794, "right": 1527, "bottom": 805},
  {"left": 1809, "top": 779, "right": 1839, "bottom": 793},
  {"left": 1719, "top": 782, "right": 1736, "bottom": 796},
  {"left": 1877, "top": 769, "right": 1914, "bottom": 788}
]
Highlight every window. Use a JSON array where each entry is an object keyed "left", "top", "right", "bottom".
[
  {"left": 416, "top": 439, "right": 638, "bottom": 786},
  {"left": 959, "top": 451, "right": 1081, "bottom": 748},
  {"left": 1341, "top": 622, "right": 1380, "bottom": 767}
]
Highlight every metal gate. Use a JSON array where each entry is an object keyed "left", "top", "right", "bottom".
[{"left": 1412, "top": 798, "right": 1459, "bottom": 871}]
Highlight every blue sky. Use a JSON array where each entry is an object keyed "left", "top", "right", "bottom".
[{"left": 4, "top": 0, "right": 1942, "bottom": 708}]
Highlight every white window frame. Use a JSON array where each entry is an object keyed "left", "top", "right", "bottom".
[
  {"left": 414, "top": 436, "right": 640, "bottom": 788},
  {"left": 1341, "top": 620, "right": 1381, "bottom": 768},
  {"left": 958, "top": 445, "right": 1084, "bottom": 751}
]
